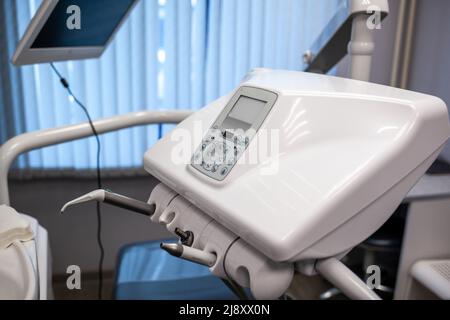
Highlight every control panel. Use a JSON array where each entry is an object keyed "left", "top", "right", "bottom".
[{"left": 191, "top": 86, "right": 278, "bottom": 181}]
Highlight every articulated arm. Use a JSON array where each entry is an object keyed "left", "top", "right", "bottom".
[{"left": 0, "top": 110, "right": 192, "bottom": 206}]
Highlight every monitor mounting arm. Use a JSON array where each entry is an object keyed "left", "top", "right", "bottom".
[{"left": 304, "top": 0, "right": 389, "bottom": 81}]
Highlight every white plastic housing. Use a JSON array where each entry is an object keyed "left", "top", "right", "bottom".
[
  {"left": 144, "top": 69, "right": 450, "bottom": 262},
  {"left": 148, "top": 184, "right": 294, "bottom": 299}
]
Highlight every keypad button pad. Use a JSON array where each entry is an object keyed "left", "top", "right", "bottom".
[{"left": 192, "top": 129, "right": 248, "bottom": 180}]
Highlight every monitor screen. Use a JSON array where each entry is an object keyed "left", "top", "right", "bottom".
[
  {"left": 31, "top": 0, "right": 136, "bottom": 48},
  {"left": 222, "top": 96, "right": 267, "bottom": 131}
]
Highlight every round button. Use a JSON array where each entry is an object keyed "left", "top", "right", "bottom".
[
  {"left": 202, "top": 141, "right": 225, "bottom": 169},
  {"left": 234, "top": 134, "right": 248, "bottom": 147},
  {"left": 209, "top": 129, "right": 222, "bottom": 141},
  {"left": 220, "top": 167, "right": 228, "bottom": 176},
  {"left": 225, "top": 147, "right": 236, "bottom": 165}
]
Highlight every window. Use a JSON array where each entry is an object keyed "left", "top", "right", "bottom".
[{"left": 0, "top": 0, "right": 342, "bottom": 169}]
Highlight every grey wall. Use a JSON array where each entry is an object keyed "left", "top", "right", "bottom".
[{"left": 407, "top": 0, "right": 450, "bottom": 161}]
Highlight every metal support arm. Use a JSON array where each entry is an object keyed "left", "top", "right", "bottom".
[
  {"left": 304, "top": 0, "right": 389, "bottom": 81},
  {"left": 316, "top": 257, "right": 381, "bottom": 300},
  {"left": 0, "top": 110, "right": 193, "bottom": 205},
  {"left": 348, "top": 13, "right": 375, "bottom": 81}
]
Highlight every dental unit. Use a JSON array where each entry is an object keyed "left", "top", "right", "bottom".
[
  {"left": 5, "top": 0, "right": 450, "bottom": 301},
  {"left": 61, "top": 69, "right": 450, "bottom": 300}
]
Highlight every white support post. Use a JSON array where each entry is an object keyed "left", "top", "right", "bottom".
[
  {"left": 316, "top": 257, "right": 381, "bottom": 300},
  {"left": 348, "top": 13, "right": 375, "bottom": 82}
]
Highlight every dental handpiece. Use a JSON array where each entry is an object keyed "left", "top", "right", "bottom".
[
  {"left": 160, "top": 243, "right": 217, "bottom": 267},
  {"left": 60, "top": 189, "right": 155, "bottom": 217}
]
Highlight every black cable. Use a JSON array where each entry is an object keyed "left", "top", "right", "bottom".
[
  {"left": 50, "top": 63, "right": 105, "bottom": 300},
  {"left": 222, "top": 237, "right": 251, "bottom": 300}
]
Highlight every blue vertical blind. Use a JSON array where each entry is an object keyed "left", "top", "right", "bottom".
[{"left": 2, "top": 0, "right": 342, "bottom": 169}]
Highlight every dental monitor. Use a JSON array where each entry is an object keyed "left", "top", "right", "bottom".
[{"left": 12, "top": 0, "right": 138, "bottom": 66}]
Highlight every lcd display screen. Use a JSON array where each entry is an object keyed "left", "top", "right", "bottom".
[{"left": 222, "top": 96, "right": 267, "bottom": 131}]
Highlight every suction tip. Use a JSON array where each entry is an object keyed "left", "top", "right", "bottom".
[
  {"left": 60, "top": 190, "right": 106, "bottom": 215},
  {"left": 160, "top": 243, "right": 183, "bottom": 257}
]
